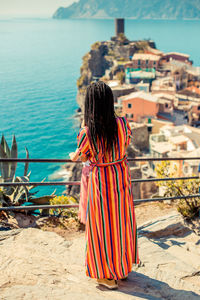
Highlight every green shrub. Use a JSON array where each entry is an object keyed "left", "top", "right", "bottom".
[
  {"left": 91, "top": 42, "right": 101, "bottom": 50},
  {"left": 117, "top": 33, "right": 127, "bottom": 43},
  {"left": 135, "top": 41, "right": 149, "bottom": 52},
  {"left": 77, "top": 74, "right": 88, "bottom": 88},
  {"left": 108, "top": 49, "right": 115, "bottom": 56},
  {"left": 49, "top": 195, "right": 78, "bottom": 218},
  {"left": 117, "top": 57, "right": 125, "bottom": 62},
  {"left": 155, "top": 161, "right": 200, "bottom": 219},
  {"left": 116, "top": 71, "right": 125, "bottom": 85}
]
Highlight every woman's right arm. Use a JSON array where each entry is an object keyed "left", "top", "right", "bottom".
[{"left": 71, "top": 127, "right": 91, "bottom": 162}]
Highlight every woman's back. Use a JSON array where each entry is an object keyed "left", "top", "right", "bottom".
[{"left": 82, "top": 116, "right": 131, "bottom": 164}]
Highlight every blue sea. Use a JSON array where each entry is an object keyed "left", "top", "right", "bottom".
[{"left": 0, "top": 18, "right": 200, "bottom": 196}]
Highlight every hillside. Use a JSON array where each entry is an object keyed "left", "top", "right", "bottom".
[{"left": 53, "top": 0, "right": 200, "bottom": 19}]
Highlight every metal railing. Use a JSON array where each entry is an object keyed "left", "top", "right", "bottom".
[{"left": 0, "top": 157, "right": 200, "bottom": 212}]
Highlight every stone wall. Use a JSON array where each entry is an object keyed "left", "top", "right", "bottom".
[
  {"left": 131, "top": 124, "right": 149, "bottom": 151},
  {"left": 140, "top": 181, "right": 158, "bottom": 200}
]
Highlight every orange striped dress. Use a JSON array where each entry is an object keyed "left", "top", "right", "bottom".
[{"left": 77, "top": 116, "right": 139, "bottom": 280}]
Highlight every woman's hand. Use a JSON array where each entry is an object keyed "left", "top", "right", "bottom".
[
  {"left": 69, "top": 149, "right": 89, "bottom": 162},
  {"left": 69, "top": 152, "right": 75, "bottom": 160},
  {"left": 69, "top": 150, "right": 80, "bottom": 162}
]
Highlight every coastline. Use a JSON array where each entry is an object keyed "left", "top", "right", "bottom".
[{"left": 1, "top": 18, "right": 200, "bottom": 196}]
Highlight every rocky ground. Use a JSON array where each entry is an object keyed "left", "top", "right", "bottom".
[{"left": 0, "top": 204, "right": 200, "bottom": 300}]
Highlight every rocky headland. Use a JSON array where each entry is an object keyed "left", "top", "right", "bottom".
[
  {"left": 53, "top": 0, "right": 200, "bottom": 20},
  {"left": 76, "top": 37, "right": 156, "bottom": 110}
]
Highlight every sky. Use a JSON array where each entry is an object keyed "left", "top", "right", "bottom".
[{"left": 0, "top": 0, "right": 78, "bottom": 17}]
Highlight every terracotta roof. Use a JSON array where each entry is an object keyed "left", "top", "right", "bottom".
[
  {"left": 164, "top": 52, "right": 190, "bottom": 58},
  {"left": 186, "top": 86, "right": 200, "bottom": 95}
]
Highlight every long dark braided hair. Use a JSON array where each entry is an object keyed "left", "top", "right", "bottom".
[{"left": 84, "top": 81, "right": 118, "bottom": 151}]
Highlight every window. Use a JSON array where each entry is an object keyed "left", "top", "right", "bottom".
[
  {"left": 165, "top": 103, "right": 168, "bottom": 108},
  {"left": 153, "top": 61, "right": 156, "bottom": 65},
  {"left": 146, "top": 60, "right": 148, "bottom": 65},
  {"left": 138, "top": 59, "right": 141, "bottom": 66},
  {"left": 128, "top": 103, "right": 132, "bottom": 108},
  {"left": 198, "top": 106, "right": 200, "bottom": 110},
  {"left": 126, "top": 113, "right": 133, "bottom": 119}
]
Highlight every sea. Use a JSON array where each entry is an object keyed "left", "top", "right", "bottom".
[{"left": 0, "top": 18, "right": 200, "bottom": 196}]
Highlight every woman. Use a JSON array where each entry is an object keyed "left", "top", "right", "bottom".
[{"left": 70, "top": 81, "right": 139, "bottom": 290}]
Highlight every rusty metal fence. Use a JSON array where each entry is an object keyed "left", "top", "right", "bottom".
[{"left": 0, "top": 157, "right": 200, "bottom": 212}]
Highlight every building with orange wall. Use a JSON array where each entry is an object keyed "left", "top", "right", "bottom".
[{"left": 121, "top": 91, "right": 159, "bottom": 122}]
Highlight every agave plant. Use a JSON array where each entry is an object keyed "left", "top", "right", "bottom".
[{"left": 0, "top": 135, "right": 55, "bottom": 212}]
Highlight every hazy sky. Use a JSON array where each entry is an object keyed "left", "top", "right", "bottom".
[{"left": 0, "top": 0, "right": 78, "bottom": 17}]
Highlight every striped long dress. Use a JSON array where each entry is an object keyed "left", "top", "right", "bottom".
[{"left": 77, "top": 116, "right": 139, "bottom": 280}]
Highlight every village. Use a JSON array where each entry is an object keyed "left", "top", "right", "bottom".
[{"left": 82, "top": 19, "right": 200, "bottom": 200}]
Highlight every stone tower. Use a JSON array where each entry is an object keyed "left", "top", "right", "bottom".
[{"left": 115, "top": 18, "right": 124, "bottom": 36}]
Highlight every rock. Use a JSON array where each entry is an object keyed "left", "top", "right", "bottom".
[
  {"left": 7, "top": 213, "right": 38, "bottom": 229},
  {"left": 0, "top": 228, "right": 22, "bottom": 242},
  {"left": 76, "top": 91, "right": 85, "bottom": 111},
  {"left": 137, "top": 212, "right": 200, "bottom": 296},
  {"left": 0, "top": 213, "right": 200, "bottom": 299},
  {"left": 88, "top": 44, "right": 112, "bottom": 78},
  {"left": 65, "top": 162, "right": 82, "bottom": 197},
  {"left": 139, "top": 212, "right": 191, "bottom": 238}
]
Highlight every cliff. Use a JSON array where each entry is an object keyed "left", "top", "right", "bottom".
[
  {"left": 76, "top": 41, "right": 113, "bottom": 109},
  {"left": 76, "top": 38, "right": 156, "bottom": 109},
  {"left": 53, "top": 0, "right": 200, "bottom": 20}
]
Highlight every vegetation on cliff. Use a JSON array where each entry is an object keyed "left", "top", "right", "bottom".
[{"left": 76, "top": 38, "right": 155, "bottom": 97}]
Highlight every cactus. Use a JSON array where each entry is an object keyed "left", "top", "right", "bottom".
[{"left": 0, "top": 135, "right": 55, "bottom": 211}]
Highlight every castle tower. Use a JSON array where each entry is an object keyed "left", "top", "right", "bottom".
[{"left": 115, "top": 18, "right": 124, "bottom": 36}]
